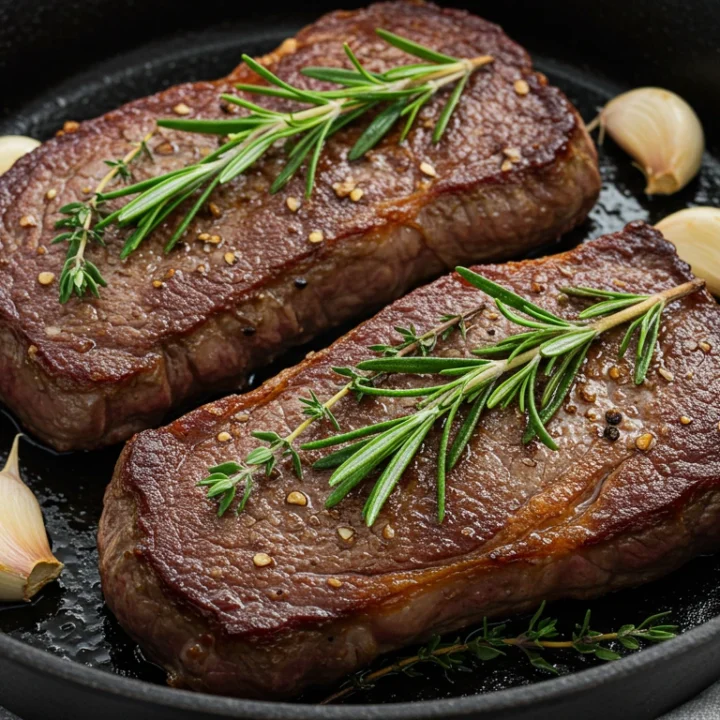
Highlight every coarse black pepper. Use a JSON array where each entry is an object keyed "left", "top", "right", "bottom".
[
  {"left": 604, "top": 425, "right": 620, "bottom": 442},
  {"left": 605, "top": 409, "right": 623, "bottom": 425},
  {"left": 294, "top": 278, "right": 308, "bottom": 289},
  {"left": 242, "top": 326, "right": 256, "bottom": 336}
]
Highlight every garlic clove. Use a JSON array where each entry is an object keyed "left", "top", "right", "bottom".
[
  {"left": 0, "top": 435, "right": 63, "bottom": 602},
  {"left": 0, "top": 136, "right": 41, "bottom": 176},
  {"left": 656, "top": 207, "right": 720, "bottom": 296},
  {"left": 594, "top": 87, "right": 704, "bottom": 195}
]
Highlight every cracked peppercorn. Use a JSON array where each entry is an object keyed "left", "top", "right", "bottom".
[
  {"left": 605, "top": 409, "right": 623, "bottom": 425},
  {"left": 604, "top": 425, "right": 620, "bottom": 442}
]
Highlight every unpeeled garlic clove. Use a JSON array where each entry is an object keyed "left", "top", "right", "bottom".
[
  {"left": 656, "top": 207, "right": 720, "bottom": 295},
  {"left": 0, "top": 136, "right": 41, "bottom": 176},
  {"left": 593, "top": 87, "right": 704, "bottom": 195},
  {"left": 0, "top": 435, "right": 63, "bottom": 602}
]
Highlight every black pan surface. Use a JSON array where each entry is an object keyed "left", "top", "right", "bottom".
[{"left": 1, "top": 1, "right": 720, "bottom": 718}]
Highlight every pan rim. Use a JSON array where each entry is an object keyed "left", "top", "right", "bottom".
[{"left": 2, "top": 614, "right": 720, "bottom": 718}]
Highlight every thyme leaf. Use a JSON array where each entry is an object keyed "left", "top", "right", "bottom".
[{"left": 320, "top": 603, "right": 678, "bottom": 704}]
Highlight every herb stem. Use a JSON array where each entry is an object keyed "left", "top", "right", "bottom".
[
  {"left": 319, "top": 633, "right": 621, "bottom": 704},
  {"left": 75, "top": 133, "right": 154, "bottom": 273},
  {"left": 462, "top": 278, "right": 705, "bottom": 397},
  {"left": 320, "top": 609, "right": 676, "bottom": 706},
  {"left": 288, "top": 305, "right": 484, "bottom": 445}
]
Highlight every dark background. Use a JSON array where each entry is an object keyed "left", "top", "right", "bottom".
[{"left": 2, "top": 0, "right": 720, "bottom": 141}]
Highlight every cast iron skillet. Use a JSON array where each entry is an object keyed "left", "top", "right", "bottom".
[{"left": 1, "top": 1, "right": 720, "bottom": 718}]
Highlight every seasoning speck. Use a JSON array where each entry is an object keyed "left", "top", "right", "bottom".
[
  {"left": 513, "top": 79, "right": 530, "bottom": 96},
  {"left": 63, "top": 120, "right": 80, "bottom": 133},
  {"left": 658, "top": 368, "right": 674, "bottom": 382},
  {"left": 605, "top": 409, "right": 623, "bottom": 425},
  {"left": 700, "top": 341, "right": 712, "bottom": 353},
  {"left": 286, "top": 196, "right": 301, "bottom": 212},
  {"left": 19, "top": 215, "right": 37, "bottom": 228},
  {"left": 208, "top": 234, "right": 222, "bottom": 245},
  {"left": 173, "top": 103, "right": 192, "bottom": 116},
  {"left": 503, "top": 147, "right": 521, "bottom": 162},
  {"left": 635, "top": 433, "right": 655, "bottom": 451},
  {"left": 419, "top": 161, "right": 437, "bottom": 177},
  {"left": 382, "top": 524, "right": 395, "bottom": 540},
  {"left": 198, "top": 232, "right": 210, "bottom": 241},
  {"left": 680, "top": 416, "right": 693, "bottom": 425},
  {"left": 224, "top": 252, "right": 237, "bottom": 265},
  {"left": 308, "top": 230, "right": 324, "bottom": 244},
  {"left": 603, "top": 426, "right": 620, "bottom": 442},
  {"left": 333, "top": 179, "right": 356, "bottom": 198},
  {"left": 286, "top": 491, "right": 308, "bottom": 506},
  {"left": 45, "top": 188, "right": 57, "bottom": 201},
  {"left": 337, "top": 527, "right": 355, "bottom": 542},
  {"left": 36, "top": 246, "right": 47, "bottom": 255},
  {"left": 243, "top": 326, "right": 256, "bottom": 336},
  {"left": 208, "top": 201, "right": 222, "bottom": 218},
  {"left": 217, "top": 431, "right": 232, "bottom": 442},
  {"left": 253, "top": 553, "right": 273, "bottom": 568},
  {"left": 294, "top": 278, "right": 308, "bottom": 289},
  {"left": 501, "top": 159, "right": 513, "bottom": 172},
  {"left": 152, "top": 279, "right": 164, "bottom": 289},
  {"left": 37, "top": 272, "right": 55, "bottom": 286},
  {"left": 349, "top": 187, "right": 364, "bottom": 202},
  {"left": 608, "top": 366, "right": 621, "bottom": 380},
  {"left": 327, "top": 578, "right": 343, "bottom": 588}
]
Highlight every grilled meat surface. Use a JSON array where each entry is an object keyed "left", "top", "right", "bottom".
[
  {"left": 0, "top": 1, "right": 599, "bottom": 451},
  {"left": 99, "top": 223, "right": 720, "bottom": 698}
]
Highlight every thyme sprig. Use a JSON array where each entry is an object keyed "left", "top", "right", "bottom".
[
  {"left": 51, "top": 133, "right": 154, "bottom": 303},
  {"left": 300, "top": 272, "right": 704, "bottom": 526},
  {"left": 90, "top": 30, "right": 492, "bottom": 258},
  {"left": 321, "top": 603, "right": 678, "bottom": 704},
  {"left": 198, "top": 307, "right": 483, "bottom": 515}
]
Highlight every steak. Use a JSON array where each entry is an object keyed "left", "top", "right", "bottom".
[
  {"left": 0, "top": 1, "right": 599, "bottom": 451},
  {"left": 98, "top": 222, "right": 720, "bottom": 699}
]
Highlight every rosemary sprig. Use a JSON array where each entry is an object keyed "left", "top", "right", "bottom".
[
  {"left": 321, "top": 603, "right": 678, "bottom": 704},
  {"left": 197, "top": 307, "right": 483, "bottom": 515},
  {"left": 91, "top": 30, "right": 492, "bottom": 258},
  {"left": 51, "top": 133, "right": 154, "bottom": 303},
  {"left": 301, "top": 272, "right": 704, "bottom": 526},
  {"left": 204, "top": 274, "right": 703, "bottom": 521}
]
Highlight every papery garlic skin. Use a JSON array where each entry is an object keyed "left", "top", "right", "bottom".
[
  {"left": 0, "top": 136, "right": 40, "bottom": 176},
  {"left": 0, "top": 436, "right": 63, "bottom": 602},
  {"left": 657, "top": 207, "right": 720, "bottom": 296},
  {"left": 598, "top": 88, "right": 704, "bottom": 195}
]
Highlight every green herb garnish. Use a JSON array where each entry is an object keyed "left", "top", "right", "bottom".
[{"left": 202, "top": 274, "right": 703, "bottom": 521}]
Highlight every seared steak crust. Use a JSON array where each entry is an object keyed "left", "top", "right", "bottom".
[
  {"left": 99, "top": 223, "right": 720, "bottom": 698},
  {"left": 0, "top": 1, "right": 599, "bottom": 451}
]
